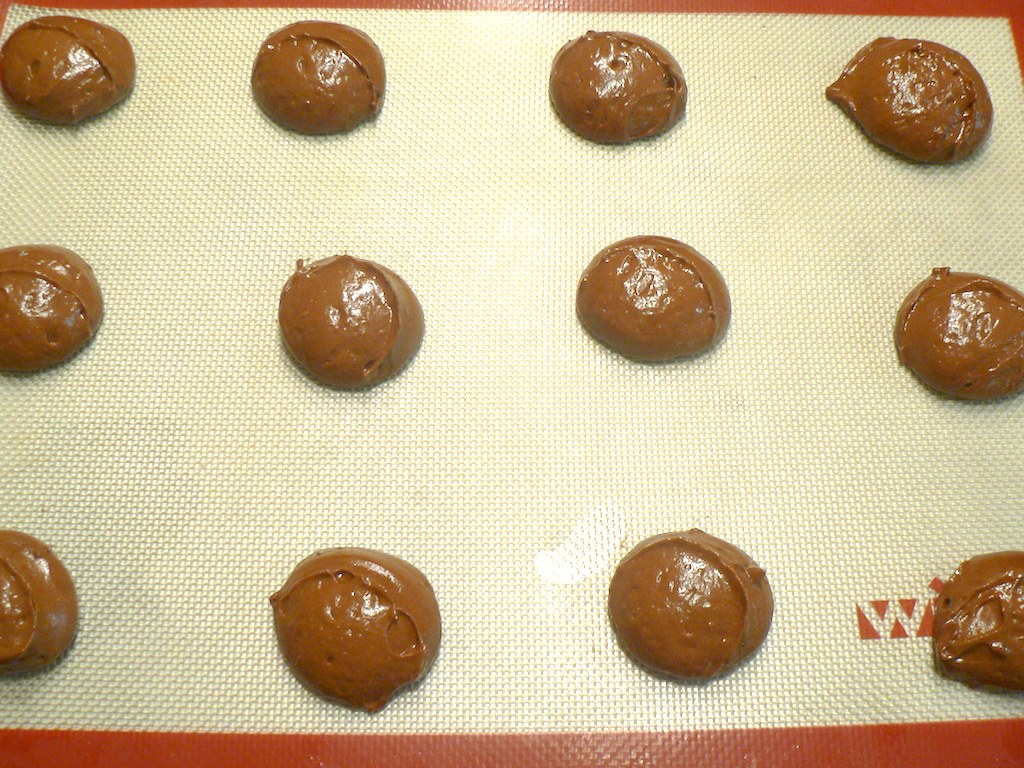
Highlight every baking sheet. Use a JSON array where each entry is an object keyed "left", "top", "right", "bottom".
[{"left": 1, "top": 1, "right": 1024, "bottom": 737}]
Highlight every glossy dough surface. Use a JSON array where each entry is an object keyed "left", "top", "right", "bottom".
[
  {"left": 252, "top": 21, "right": 385, "bottom": 134},
  {"left": 550, "top": 31, "right": 685, "bottom": 144},
  {"left": 278, "top": 254, "right": 424, "bottom": 388},
  {"left": 826, "top": 38, "right": 992, "bottom": 163},
  {"left": 0, "top": 15, "right": 134, "bottom": 124},
  {"left": 576, "top": 235, "right": 729, "bottom": 361},
  {"left": 270, "top": 548, "right": 442, "bottom": 711},
  {"left": 0, "top": 530, "right": 78, "bottom": 674},
  {"left": 934, "top": 551, "right": 1024, "bottom": 691},
  {"left": 0, "top": 245, "right": 104, "bottom": 372},
  {"left": 608, "top": 530, "right": 773, "bottom": 680},
  {"left": 895, "top": 268, "right": 1024, "bottom": 400}
]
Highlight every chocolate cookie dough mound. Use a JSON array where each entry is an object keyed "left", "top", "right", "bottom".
[
  {"left": 576, "top": 236, "right": 729, "bottom": 361},
  {"left": 0, "top": 245, "right": 104, "bottom": 372},
  {"left": 895, "top": 268, "right": 1024, "bottom": 400},
  {"left": 608, "top": 530, "right": 772, "bottom": 680},
  {"left": 252, "top": 21, "right": 385, "bottom": 135},
  {"left": 279, "top": 254, "right": 423, "bottom": 388},
  {"left": 550, "top": 31, "right": 685, "bottom": 144},
  {"left": 0, "top": 15, "right": 134, "bottom": 124},
  {"left": 270, "top": 548, "right": 442, "bottom": 711},
  {"left": 0, "top": 530, "right": 78, "bottom": 674},
  {"left": 934, "top": 551, "right": 1024, "bottom": 691},
  {"left": 826, "top": 38, "right": 992, "bottom": 163}
]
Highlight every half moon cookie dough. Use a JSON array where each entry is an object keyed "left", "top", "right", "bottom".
[
  {"left": 608, "top": 530, "right": 773, "bottom": 680},
  {"left": 0, "top": 15, "right": 135, "bottom": 124},
  {"left": 895, "top": 268, "right": 1024, "bottom": 400},
  {"left": 826, "top": 38, "right": 992, "bottom": 163},
  {"left": 252, "top": 21, "right": 385, "bottom": 135},
  {"left": 0, "top": 530, "right": 78, "bottom": 674},
  {"left": 270, "top": 548, "right": 442, "bottom": 711},
  {"left": 550, "top": 31, "right": 686, "bottom": 144},
  {"left": 933, "top": 551, "right": 1024, "bottom": 692},
  {"left": 279, "top": 254, "right": 424, "bottom": 388},
  {"left": 576, "top": 236, "right": 729, "bottom": 361},
  {"left": 0, "top": 245, "right": 104, "bottom": 372}
]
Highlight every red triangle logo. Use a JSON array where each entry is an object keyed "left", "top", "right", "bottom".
[
  {"left": 890, "top": 620, "right": 909, "bottom": 638},
  {"left": 917, "top": 602, "right": 935, "bottom": 637},
  {"left": 871, "top": 600, "right": 889, "bottom": 619},
  {"left": 899, "top": 599, "right": 917, "bottom": 617},
  {"left": 857, "top": 605, "right": 881, "bottom": 640}
]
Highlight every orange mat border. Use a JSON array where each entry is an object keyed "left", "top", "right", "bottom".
[
  {"left": 2, "top": 718, "right": 1024, "bottom": 767},
  {"left": 2, "top": 0, "right": 1023, "bottom": 764}
]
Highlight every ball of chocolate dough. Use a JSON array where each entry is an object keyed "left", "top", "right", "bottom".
[
  {"left": 251, "top": 21, "right": 385, "bottom": 135},
  {"left": 895, "top": 268, "right": 1024, "bottom": 400},
  {"left": 608, "top": 530, "right": 773, "bottom": 680},
  {"left": 0, "top": 530, "right": 78, "bottom": 674},
  {"left": 0, "top": 15, "right": 134, "bottom": 125},
  {"left": 550, "top": 30, "right": 686, "bottom": 144},
  {"left": 279, "top": 254, "right": 424, "bottom": 388},
  {"left": 270, "top": 548, "right": 442, "bottom": 711},
  {"left": 576, "top": 236, "right": 729, "bottom": 361},
  {"left": 826, "top": 38, "right": 992, "bottom": 163},
  {"left": 933, "top": 551, "right": 1024, "bottom": 692},
  {"left": 0, "top": 245, "right": 104, "bottom": 372}
]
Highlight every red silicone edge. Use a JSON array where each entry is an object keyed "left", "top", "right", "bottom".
[
  {"left": 0, "top": 0, "right": 1016, "bottom": 12},
  {"left": 1, "top": 0, "right": 1023, "bottom": 765},
  {"left": 2, "top": 719, "right": 1024, "bottom": 767}
]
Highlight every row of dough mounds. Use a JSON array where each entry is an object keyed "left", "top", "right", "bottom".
[
  {"left": 4, "top": 242, "right": 1024, "bottom": 402},
  {"left": 4, "top": 528, "right": 1024, "bottom": 709},
  {"left": 0, "top": 15, "right": 993, "bottom": 163}
]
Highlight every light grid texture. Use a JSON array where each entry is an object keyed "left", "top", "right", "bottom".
[{"left": 1, "top": 4, "right": 1024, "bottom": 734}]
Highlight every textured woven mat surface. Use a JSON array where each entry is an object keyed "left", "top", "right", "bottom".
[{"left": 1, "top": 3, "right": 1023, "bottom": 733}]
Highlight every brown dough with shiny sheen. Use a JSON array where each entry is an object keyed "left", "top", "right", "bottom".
[
  {"left": 252, "top": 21, "right": 385, "bottom": 134},
  {"left": 826, "top": 38, "right": 992, "bottom": 163},
  {"left": 0, "top": 245, "right": 104, "bottom": 372},
  {"left": 895, "top": 268, "right": 1024, "bottom": 400},
  {"left": 550, "top": 31, "right": 685, "bottom": 144},
  {"left": 0, "top": 530, "right": 78, "bottom": 674},
  {"left": 606, "top": 528, "right": 770, "bottom": 679},
  {"left": 608, "top": 530, "right": 773, "bottom": 680},
  {"left": 576, "top": 236, "right": 729, "bottom": 361},
  {"left": 270, "top": 548, "right": 442, "bottom": 711},
  {"left": 934, "top": 551, "right": 1024, "bottom": 691},
  {"left": 0, "top": 15, "right": 134, "bottom": 124},
  {"left": 279, "top": 254, "right": 423, "bottom": 388}
]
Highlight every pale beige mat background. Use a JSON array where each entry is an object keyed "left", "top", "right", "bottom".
[{"left": 1, "top": 3, "right": 1023, "bottom": 733}]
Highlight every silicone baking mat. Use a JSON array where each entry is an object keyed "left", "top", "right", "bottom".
[{"left": 2, "top": 0, "right": 1024, "bottom": 764}]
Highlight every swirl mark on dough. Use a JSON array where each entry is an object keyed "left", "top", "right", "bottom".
[
  {"left": 941, "top": 575, "right": 1024, "bottom": 660},
  {"left": 28, "top": 18, "right": 116, "bottom": 91}
]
